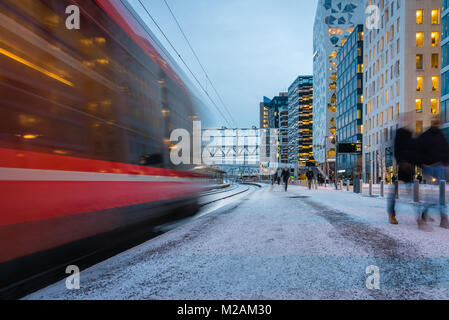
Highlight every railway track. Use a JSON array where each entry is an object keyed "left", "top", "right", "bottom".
[{"left": 1, "top": 184, "right": 255, "bottom": 300}]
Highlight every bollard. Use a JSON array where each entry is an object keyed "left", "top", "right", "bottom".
[
  {"left": 347, "top": 180, "right": 350, "bottom": 192},
  {"left": 369, "top": 180, "right": 373, "bottom": 197},
  {"left": 413, "top": 180, "right": 420, "bottom": 203},
  {"left": 396, "top": 180, "right": 400, "bottom": 199},
  {"left": 380, "top": 180, "right": 385, "bottom": 197},
  {"left": 315, "top": 179, "right": 318, "bottom": 190},
  {"left": 360, "top": 179, "right": 363, "bottom": 194},
  {"left": 440, "top": 180, "right": 446, "bottom": 206}
]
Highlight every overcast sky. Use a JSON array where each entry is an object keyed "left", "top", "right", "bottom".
[{"left": 129, "top": 0, "right": 319, "bottom": 128}]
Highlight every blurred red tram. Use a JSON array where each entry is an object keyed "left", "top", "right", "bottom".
[{"left": 0, "top": 0, "right": 208, "bottom": 297}]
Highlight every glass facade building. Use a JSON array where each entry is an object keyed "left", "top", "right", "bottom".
[
  {"left": 336, "top": 25, "right": 364, "bottom": 179},
  {"left": 313, "top": 0, "right": 365, "bottom": 166},
  {"left": 260, "top": 93, "right": 289, "bottom": 164},
  {"left": 442, "top": 0, "right": 449, "bottom": 138},
  {"left": 288, "top": 76, "right": 314, "bottom": 166}
]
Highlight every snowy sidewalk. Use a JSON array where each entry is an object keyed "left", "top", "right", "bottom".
[{"left": 25, "top": 185, "right": 449, "bottom": 300}]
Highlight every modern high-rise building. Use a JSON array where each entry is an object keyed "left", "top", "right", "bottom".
[
  {"left": 336, "top": 25, "right": 364, "bottom": 180},
  {"left": 288, "top": 76, "right": 314, "bottom": 166},
  {"left": 442, "top": 0, "right": 449, "bottom": 138},
  {"left": 313, "top": 0, "right": 365, "bottom": 170},
  {"left": 259, "top": 93, "right": 289, "bottom": 164},
  {"left": 259, "top": 98, "right": 270, "bottom": 129},
  {"left": 363, "top": 0, "right": 442, "bottom": 183}
]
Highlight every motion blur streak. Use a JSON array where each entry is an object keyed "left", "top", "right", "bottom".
[
  {"left": 0, "top": 0, "right": 209, "bottom": 298},
  {"left": 0, "top": 47, "right": 74, "bottom": 87}
]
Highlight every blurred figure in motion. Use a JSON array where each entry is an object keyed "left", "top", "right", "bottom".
[
  {"left": 317, "top": 172, "right": 324, "bottom": 186},
  {"left": 306, "top": 169, "right": 314, "bottom": 190},
  {"left": 416, "top": 119, "right": 449, "bottom": 229},
  {"left": 272, "top": 170, "right": 278, "bottom": 186},
  {"left": 281, "top": 167, "right": 289, "bottom": 192},
  {"left": 388, "top": 115, "right": 417, "bottom": 225}
]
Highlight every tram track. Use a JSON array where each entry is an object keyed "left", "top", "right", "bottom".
[{"left": 3, "top": 184, "right": 255, "bottom": 300}]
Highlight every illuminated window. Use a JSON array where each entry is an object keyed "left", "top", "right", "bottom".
[
  {"left": 432, "top": 54, "right": 439, "bottom": 69},
  {"left": 416, "top": 10, "right": 423, "bottom": 24},
  {"left": 432, "top": 76, "right": 439, "bottom": 91},
  {"left": 416, "top": 54, "right": 423, "bottom": 69},
  {"left": 416, "top": 99, "right": 423, "bottom": 113},
  {"left": 431, "top": 32, "right": 439, "bottom": 46},
  {"left": 358, "top": 95, "right": 364, "bottom": 104},
  {"left": 431, "top": 99, "right": 438, "bottom": 114},
  {"left": 416, "top": 76, "right": 423, "bottom": 91},
  {"left": 357, "top": 64, "right": 363, "bottom": 73},
  {"left": 416, "top": 121, "right": 423, "bottom": 134},
  {"left": 431, "top": 9, "right": 440, "bottom": 25},
  {"left": 416, "top": 32, "right": 423, "bottom": 47}
]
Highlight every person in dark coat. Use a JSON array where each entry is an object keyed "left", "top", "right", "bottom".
[
  {"left": 272, "top": 171, "right": 278, "bottom": 186},
  {"left": 306, "top": 169, "right": 314, "bottom": 190},
  {"left": 388, "top": 127, "right": 417, "bottom": 225},
  {"left": 416, "top": 173, "right": 423, "bottom": 184},
  {"left": 281, "top": 167, "right": 290, "bottom": 192},
  {"left": 415, "top": 120, "right": 449, "bottom": 229}
]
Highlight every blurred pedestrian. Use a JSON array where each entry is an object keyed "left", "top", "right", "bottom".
[
  {"left": 416, "top": 119, "right": 449, "bottom": 229},
  {"left": 281, "top": 167, "right": 289, "bottom": 192},
  {"left": 272, "top": 170, "right": 278, "bottom": 186},
  {"left": 388, "top": 125, "right": 417, "bottom": 225},
  {"left": 306, "top": 169, "right": 314, "bottom": 190},
  {"left": 416, "top": 173, "right": 423, "bottom": 184}
]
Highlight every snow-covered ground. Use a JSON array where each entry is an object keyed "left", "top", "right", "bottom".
[{"left": 25, "top": 184, "right": 449, "bottom": 300}]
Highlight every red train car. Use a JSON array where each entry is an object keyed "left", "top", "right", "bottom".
[{"left": 0, "top": 0, "right": 207, "bottom": 297}]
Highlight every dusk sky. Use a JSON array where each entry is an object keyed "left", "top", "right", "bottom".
[{"left": 130, "top": 0, "right": 319, "bottom": 128}]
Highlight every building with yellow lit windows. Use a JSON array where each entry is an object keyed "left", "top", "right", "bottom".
[
  {"left": 288, "top": 76, "right": 314, "bottom": 167},
  {"left": 336, "top": 25, "right": 364, "bottom": 181},
  {"left": 313, "top": 0, "right": 365, "bottom": 172},
  {"left": 363, "top": 0, "right": 441, "bottom": 183}
]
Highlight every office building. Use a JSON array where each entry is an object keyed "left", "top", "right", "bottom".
[
  {"left": 336, "top": 25, "right": 364, "bottom": 180},
  {"left": 363, "top": 0, "right": 442, "bottom": 182}
]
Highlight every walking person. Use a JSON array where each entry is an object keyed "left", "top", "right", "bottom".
[
  {"left": 415, "top": 119, "right": 449, "bottom": 229},
  {"left": 388, "top": 125, "right": 417, "bottom": 225},
  {"left": 306, "top": 169, "right": 314, "bottom": 190},
  {"left": 272, "top": 170, "right": 278, "bottom": 186},
  {"left": 281, "top": 167, "right": 290, "bottom": 192}
]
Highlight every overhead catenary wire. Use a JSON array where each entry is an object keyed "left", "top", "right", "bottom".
[
  {"left": 162, "top": 0, "right": 236, "bottom": 127},
  {"left": 136, "top": 0, "right": 233, "bottom": 127}
]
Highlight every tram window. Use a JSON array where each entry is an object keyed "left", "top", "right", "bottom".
[{"left": 139, "top": 154, "right": 163, "bottom": 165}]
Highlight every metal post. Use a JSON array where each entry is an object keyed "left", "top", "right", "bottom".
[
  {"left": 360, "top": 179, "right": 363, "bottom": 194},
  {"left": 347, "top": 180, "right": 350, "bottom": 192},
  {"left": 440, "top": 180, "right": 446, "bottom": 206},
  {"left": 369, "top": 180, "right": 373, "bottom": 197},
  {"left": 396, "top": 180, "right": 400, "bottom": 199},
  {"left": 380, "top": 180, "right": 385, "bottom": 197},
  {"left": 335, "top": 135, "right": 339, "bottom": 190},
  {"left": 413, "top": 180, "right": 420, "bottom": 203}
]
